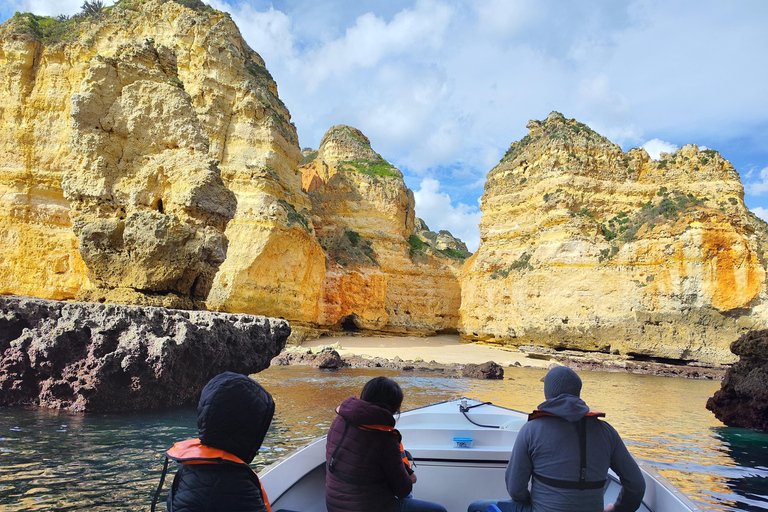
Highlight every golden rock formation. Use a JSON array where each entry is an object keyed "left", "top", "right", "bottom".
[
  {"left": 461, "top": 112, "right": 768, "bottom": 364},
  {"left": 0, "top": 0, "right": 323, "bottom": 311},
  {"left": 300, "top": 126, "right": 464, "bottom": 334}
]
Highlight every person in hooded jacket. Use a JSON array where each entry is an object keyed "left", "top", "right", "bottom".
[
  {"left": 160, "top": 372, "right": 275, "bottom": 512},
  {"left": 325, "top": 376, "right": 447, "bottom": 512},
  {"left": 467, "top": 366, "right": 646, "bottom": 512}
]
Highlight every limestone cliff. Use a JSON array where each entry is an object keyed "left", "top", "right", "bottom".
[
  {"left": 461, "top": 112, "right": 768, "bottom": 364},
  {"left": 299, "top": 126, "right": 463, "bottom": 334},
  {"left": 414, "top": 218, "right": 472, "bottom": 259},
  {"left": 0, "top": 0, "right": 323, "bottom": 312}
]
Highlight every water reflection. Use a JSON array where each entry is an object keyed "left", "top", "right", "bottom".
[{"left": 0, "top": 365, "right": 766, "bottom": 511}]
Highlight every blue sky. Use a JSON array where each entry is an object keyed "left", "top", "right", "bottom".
[{"left": 2, "top": 0, "right": 768, "bottom": 251}]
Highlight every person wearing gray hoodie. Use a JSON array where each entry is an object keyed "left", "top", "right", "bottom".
[{"left": 468, "top": 366, "right": 646, "bottom": 512}]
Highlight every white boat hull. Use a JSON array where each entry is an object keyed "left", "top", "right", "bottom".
[{"left": 259, "top": 399, "right": 701, "bottom": 512}]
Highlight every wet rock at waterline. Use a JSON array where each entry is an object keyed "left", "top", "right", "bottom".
[
  {"left": 707, "top": 330, "right": 768, "bottom": 432},
  {"left": 0, "top": 295, "right": 289, "bottom": 412},
  {"left": 461, "top": 361, "right": 505, "bottom": 379}
]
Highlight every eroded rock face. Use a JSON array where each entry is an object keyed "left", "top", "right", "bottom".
[
  {"left": 707, "top": 330, "right": 768, "bottom": 431},
  {"left": 65, "top": 40, "right": 237, "bottom": 308},
  {"left": 0, "top": 0, "right": 320, "bottom": 313},
  {"left": 0, "top": 295, "right": 289, "bottom": 412},
  {"left": 461, "top": 112, "right": 768, "bottom": 364},
  {"left": 299, "top": 125, "right": 463, "bottom": 334}
]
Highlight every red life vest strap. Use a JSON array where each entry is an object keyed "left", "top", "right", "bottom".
[{"left": 528, "top": 409, "right": 605, "bottom": 421}]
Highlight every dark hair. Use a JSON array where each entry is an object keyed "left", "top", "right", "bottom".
[{"left": 361, "top": 376, "right": 403, "bottom": 415}]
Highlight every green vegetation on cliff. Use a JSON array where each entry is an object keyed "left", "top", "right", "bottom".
[
  {"left": 8, "top": 0, "right": 215, "bottom": 45},
  {"left": 340, "top": 158, "right": 401, "bottom": 179},
  {"left": 321, "top": 228, "right": 378, "bottom": 267},
  {"left": 500, "top": 111, "right": 608, "bottom": 164}
]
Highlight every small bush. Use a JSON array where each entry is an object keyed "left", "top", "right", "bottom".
[
  {"left": 81, "top": 0, "right": 105, "bottom": 16},
  {"left": 408, "top": 235, "right": 428, "bottom": 257},
  {"left": 346, "top": 229, "right": 361, "bottom": 247}
]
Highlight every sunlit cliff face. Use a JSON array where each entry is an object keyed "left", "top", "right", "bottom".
[
  {"left": 460, "top": 112, "right": 768, "bottom": 364},
  {"left": 2, "top": 3, "right": 766, "bottom": 364},
  {"left": 298, "top": 125, "right": 463, "bottom": 335}
]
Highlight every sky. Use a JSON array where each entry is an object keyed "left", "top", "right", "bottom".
[{"left": 2, "top": 0, "right": 768, "bottom": 251}]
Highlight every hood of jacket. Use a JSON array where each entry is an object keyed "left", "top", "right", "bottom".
[
  {"left": 337, "top": 396, "right": 396, "bottom": 428},
  {"left": 197, "top": 372, "right": 274, "bottom": 464},
  {"left": 536, "top": 393, "right": 590, "bottom": 422}
]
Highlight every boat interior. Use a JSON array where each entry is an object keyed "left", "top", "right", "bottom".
[{"left": 260, "top": 399, "right": 699, "bottom": 512}]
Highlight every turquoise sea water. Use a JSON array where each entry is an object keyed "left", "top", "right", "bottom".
[{"left": 1, "top": 365, "right": 767, "bottom": 511}]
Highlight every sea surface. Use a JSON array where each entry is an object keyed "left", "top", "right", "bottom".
[{"left": 1, "top": 365, "right": 767, "bottom": 511}]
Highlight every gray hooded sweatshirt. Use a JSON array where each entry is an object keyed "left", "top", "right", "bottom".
[{"left": 505, "top": 394, "right": 645, "bottom": 512}]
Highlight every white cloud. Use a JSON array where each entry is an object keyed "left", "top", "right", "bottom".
[
  {"left": 752, "top": 206, "right": 768, "bottom": 222},
  {"left": 209, "top": 1, "right": 295, "bottom": 61},
  {"left": 642, "top": 139, "right": 678, "bottom": 161},
  {"left": 302, "top": 0, "right": 455, "bottom": 88},
  {"left": 473, "top": 0, "right": 541, "bottom": 37},
  {"left": 746, "top": 167, "right": 768, "bottom": 196},
  {"left": 413, "top": 178, "right": 482, "bottom": 252}
]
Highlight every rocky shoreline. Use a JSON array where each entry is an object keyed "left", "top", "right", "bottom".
[{"left": 271, "top": 343, "right": 725, "bottom": 380}]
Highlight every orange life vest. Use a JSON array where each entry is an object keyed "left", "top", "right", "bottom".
[
  {"left": 528, "top": 409, "right": 605, "bottom": 421},
  {"left": 151, "top": 439, "right": 271, "bottom": 512}
]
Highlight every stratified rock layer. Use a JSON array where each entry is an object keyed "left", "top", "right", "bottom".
[
  {"left": 0, "top": 295, "right": 289, "bottom": 412},
  {"left": 707, "top": 330, "right": 768, "bottom": 431},
  {"left": 461, "top": 112, "right": 768, "bottom": 364},
  {"left": 299, "top": 125, "right": 463, "bottom": 334}
]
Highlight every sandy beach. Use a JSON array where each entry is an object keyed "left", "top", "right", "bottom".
[
  {"left": 296, "top": 333, "right": 725, "bottom": 379},
  {"left": 301, "top": 334, "right": 551, "bottom": 368}
]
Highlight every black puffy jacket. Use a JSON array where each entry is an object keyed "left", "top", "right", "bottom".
[{"left": 166, "top": 372, "right": 275, "bottom": 512}]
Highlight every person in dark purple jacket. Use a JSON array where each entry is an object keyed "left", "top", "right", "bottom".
[{"left": 325, "top": 376, "right": 447, "bottom": 512}]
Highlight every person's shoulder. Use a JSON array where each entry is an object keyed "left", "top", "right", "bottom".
[{"left": 593, "top": 417, "right": 624, "bottom": 439}]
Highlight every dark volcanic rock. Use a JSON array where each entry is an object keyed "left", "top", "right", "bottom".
[
  {"left": 706, "top": 330, "right": 768, "bottom": 431},
  {"left": 0, "top": 295, "right": 289, "bottom": 412},
  {"left": 461, "top": 361, "right": 504, "bottom": 379}
]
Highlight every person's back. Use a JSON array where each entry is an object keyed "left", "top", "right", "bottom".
[
  {"left": 325, "top": 394, "right": 412, "bottom": 512},
  {"left": 506, "top": 393, "right": 644, "bottom": 512},
  {"left": 325, "top": 376, "right": 447, "bottom": 512},
  {"left": 469, "top": 366, "right": 645, "bottom": 512},
  {"left": 164, "top": 372, "right": 275, "bottom": 512}
]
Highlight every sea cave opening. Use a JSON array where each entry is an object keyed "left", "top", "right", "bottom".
[{"left": 340, "top": 315, "right": 360, "bottom": 333}]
